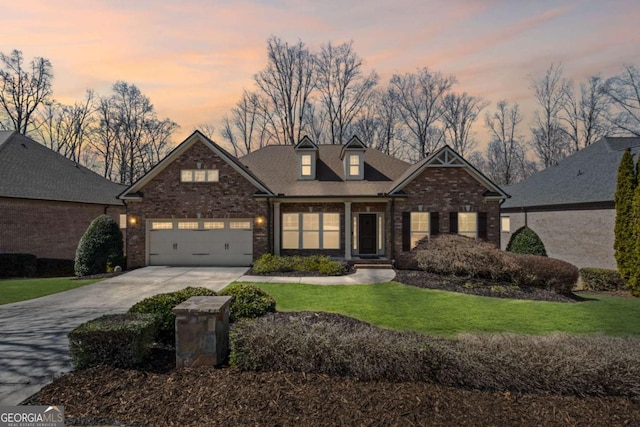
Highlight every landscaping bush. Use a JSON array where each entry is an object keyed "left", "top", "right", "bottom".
[
  {"left": 252, "top": 254, "right": 347, "bottom": 276},
  {"left": 74, "top": 215, "right": 124, "bottom": 277},
  {"left": 580, "top": 268, "right": 626, "bottom": 291},
  {"left": 414, "top": 234, "right": 578, "bottom": 293},
  {"left": 36, "top": 258, "right": 75, "bottom": 277},
  {"left": 0, "top": 253, "right": 37, "bottom": 278},
  {"left": 68, "top": 313, "right": 157, "bottom": 369},
  {"left": 506, "top": 226, "right": 547, "bottom": 256},
  {"left": 231, "top": 311, "right": 640, "bottom": 397},
  {"left": 218, "top": 283, "right": 276, "bottom": 322},
  {"left": 128, "top": 287, "right": 217, "bottom": 344}
]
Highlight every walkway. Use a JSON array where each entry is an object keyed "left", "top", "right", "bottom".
[{"left": 239, "top": 268, "right": 396, "bottom": 285}]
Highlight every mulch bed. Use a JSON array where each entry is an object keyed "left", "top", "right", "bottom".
[
  {"left": 394, "top": 270, "right": 585, "bottom": 302},
  {"left": 30, "top": 365, "right": 640, "bottom": 427}
]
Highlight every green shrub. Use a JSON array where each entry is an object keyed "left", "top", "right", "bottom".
[
  {"left": 252, "top": 254, "right": 347, "bottom": 276},
  {"left": 218, "top": 283, "right": 276, "bottom": 322},
  {"left": 68, "top": 313, "right": 157, "bottom": 369},
  {"left": 614, "top": 148, "right": 637, "bottom": 282},
  {"left": 128, "top": 286, "right": 217, "bottom": 344},
  {"left": 231, "top": 311, "right": 640, "bottom": 397},
  {"left": 74, "top": 215, "right": 124, "bottom": 277},
  {"left": 0, "top": 253, "right": 37, "bottom": 277},
  {"left": 415, "top": 234, "right": 577, "bottom": 293},
  {"left": 580, "top": 268, "right": 625, "bottom": 291},
  {"left": 506, "top": 226, "right": 547, "bottom": 256}
]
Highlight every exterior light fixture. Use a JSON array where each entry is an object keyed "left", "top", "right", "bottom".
[
  {"left": 128, "top": 215, "right": 138, "bottom": 226},
  {"left": 255, "top": 215, "right": 266, "bottom": 226}
]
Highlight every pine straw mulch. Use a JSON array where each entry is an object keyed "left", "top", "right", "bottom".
[
  {"left": 394, "top": 270, "right": 585, "bottom": 302},
  {"left": 32, "top": 363, "right": 640, "bottom": 427}
]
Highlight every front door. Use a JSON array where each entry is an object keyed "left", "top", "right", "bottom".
[{"left": 358, "top": 214, "right": 377, "bottom": 254}]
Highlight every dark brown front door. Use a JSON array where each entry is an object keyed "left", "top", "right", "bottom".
[{"left": 358, "top": 214, "right": 377, "bottom": 254}]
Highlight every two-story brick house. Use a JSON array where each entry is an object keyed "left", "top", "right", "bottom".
[{"left": 120, "top": 131, "right": 508, "bottom": 268}]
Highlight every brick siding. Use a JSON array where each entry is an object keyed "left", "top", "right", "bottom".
[
  {"left": 393, "top": 167, "right": 501, "bottom": 268},
  {"left": 0, "top": 197, "right": 124, "bottom": 260},
  {"left": 126, "top": 140, "right": 269, "bottom": 268}
]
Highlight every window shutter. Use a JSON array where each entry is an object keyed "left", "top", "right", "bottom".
[
  {"left": 478, "top": 212, "right": 488, "bottom": 240},
  {"left": 402, "top": 212, "right": 411, "bottom": 251},
  {"left": 449, "top": 212, "right": 458, "bottom": 234},
  {"left": 430, "top": 212, "right": 440, "bottom": 236}
]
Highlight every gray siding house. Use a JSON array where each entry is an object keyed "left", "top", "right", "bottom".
[{"left": 501, "top": 137, "right": 640, "bottom": 270}]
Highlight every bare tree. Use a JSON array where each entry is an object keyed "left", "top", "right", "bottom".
[
  {"left": 0, "top": 49, "right": 53, "bottom": 134},
  {"left": 255, "top": 36, "right": 315, "bottom": 145},
  {"left": 530, "top": 63, "right": 571, "bottom": 167},
  {"left": 315, "top": 41, "right": 378, "bottom": 144},
  {"left": 441, "top": 92, "right": 489, "bottom": 157},
  {"left": 33, "top": 89, "right": 95, "bottom": 162},
  {"left": 220, "top": 90, "right": 271, "bottom": 156},
  {"left": 485, "top": 100, "right": 530, "bottom": 185},
  {"left": 561, "top": 75, "right": 611, "bottom": 150},
  {"left": 373, "top": 89, "right": 403, "bottom": 156},
  {"left": 390, "top": 67, "right": 456, "bottom": 159},
  {"left": 602, "top": 64, "right": 640, "bottom": 136},
  {"left": 195, "top": 122, "right": 217, "bottom": 139},
  {"left": 91, "top": 96, "right": 118, "bottom": 179}
]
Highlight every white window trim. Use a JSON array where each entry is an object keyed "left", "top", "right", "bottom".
[
  {"left": 180, "top": 169, "right": 219, "bottom": 182},
  {"left": 410, "top": 212, "right": 430, "bottom": 249},
  {"left": 282, "top": 212, "right": 341, "bottom": 250}
]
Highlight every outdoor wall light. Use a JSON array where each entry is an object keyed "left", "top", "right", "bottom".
[
  {"left": 255, "top": 215, "right": 266, "bottom": 226},
  {"left": 128, "top": 215, "right": 138, "bottom": 226}
]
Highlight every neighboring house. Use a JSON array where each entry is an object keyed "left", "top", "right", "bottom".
[
  {"left": 0, "top": 131, "right": 126, "bottom": 261},
  {"left": 120, "top": 131, "right": 507, "bottom": 268},
  {"left": 501, "top": 137, "right": 640, "bottom": 270}
]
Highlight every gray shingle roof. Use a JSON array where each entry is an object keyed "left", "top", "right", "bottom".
[
  {"left": 240, "top": 144, "right": 410, "bottom": 196},
  {"left": 0, "top": 131, "right": 125, "bottom": 205},
  {"left": 501, "top": 137, "right": 640, "bottom": 209}
]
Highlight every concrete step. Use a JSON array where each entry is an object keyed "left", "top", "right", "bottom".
[{"left": 353, "top": 263, "right": 394, "bottom": 270}]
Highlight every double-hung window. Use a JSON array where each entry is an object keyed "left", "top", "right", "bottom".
[
  {"left": 410, "top": 212, "right": 429, "bottom": 249},
  {"left": 458, "top": 213, "right": 477, "bottom": 238},
  {"left": 282, "top": 213, "right": 340, "bottom": 249}
]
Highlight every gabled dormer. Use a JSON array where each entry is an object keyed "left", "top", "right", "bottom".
[
  {"left": 295, "top": 136, "right": 318, "bottom": 180},
  {"left": 340, "top": 136, "right": 366, "bottom": 180}
]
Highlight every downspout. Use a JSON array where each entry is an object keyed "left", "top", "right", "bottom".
[{"left": 390, "top": 197, "right": 395, "bottom": 268}]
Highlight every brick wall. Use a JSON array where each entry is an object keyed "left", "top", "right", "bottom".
[
  {"left": 126, "top": 140, "right": 269, "bottom": 268},
  {"left": 0, "top": 197, "right": 125, "bottom": 260},
  {"left": 393, "top": 167, "right": 501, "bottom": 268}
]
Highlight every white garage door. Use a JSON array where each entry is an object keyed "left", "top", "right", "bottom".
[{"left": 148, "top": 219, "right": 253, "bottom": 266}]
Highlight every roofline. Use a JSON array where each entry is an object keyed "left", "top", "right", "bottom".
[
  {"left": 501, "top": 200, "right": 614, "bottom": 212},
  {"left": 388, "top": 145, "right": 509, "bottom": 198},
  {"left": 119, "top": 130, "right": 274, "bottom": 199},
  {"left": 0, "top": 130, "right": 17, "bottom": 153},
  {"left": 1, "top": 194, "right": 124, "bottom": 206}
]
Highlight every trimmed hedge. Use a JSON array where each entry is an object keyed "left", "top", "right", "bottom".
[
  {"left": 128, "top": 287, "right": 217, "bottom": 344},
  {"left": 218, "top": 283, "right": 276, "bottom": 322},
  {"left": 231, "top": 312, "right": 640, "bottom": 397},
  {"left": 36, "top": 258, "right": 75, "bottom": 277},
  {"left": 580, "top": 268, "right": 626, "bottom": 291},
  {"left": 506, "top": 226, "right": 547, "bottom": 256},
  {"left": 68, "top": 313, "right": 157, "bottom": 369},
  {"left": 252, "top": 254, "right": 347, "bottom": 276},
  {"left": 0, "top": 253, "right": 37, "bottom": 278},
  {"left": 415, "top": 234, "right": 578, "bottom": 293},
  {"left": 75, "top": 215, "right": 124, "bottom": 277}
]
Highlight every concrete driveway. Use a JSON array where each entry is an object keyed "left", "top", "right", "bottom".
[{"left": 0, "top": 266, "right": 247, "bottom": 405}]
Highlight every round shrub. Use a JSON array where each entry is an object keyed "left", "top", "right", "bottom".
[
  {"left": 74, "top": 215, "right": 124, "bottom": 277},
  {"left": 218, "top": 283, "right": 276, "bottom": 322},
  {"left": 506, "top": 226, "right": 547, "bottom": 256},
  {"left": 128, "top": 286, "right": 217, "bottom": 344}
]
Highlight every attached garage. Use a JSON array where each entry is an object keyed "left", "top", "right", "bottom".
[{"left": 147, "top": 219, "right": 253, "bottom": 266}]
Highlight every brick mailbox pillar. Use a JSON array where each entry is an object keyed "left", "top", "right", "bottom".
[{"left": 172, "top": 296, "right": 232, "bottom": 368}]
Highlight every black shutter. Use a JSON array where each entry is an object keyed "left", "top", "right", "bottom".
[
  {"left": 430, "top": 212, "right": 440, "bottom": 236},
  {"left": 478, "top": 212, "right": 488, "bottom": 240},
  {"left": 449, "top": 212, "right": 458, "bottom": 234},
  {"left": 402, "top": 212, "right": 411, "bottom": 251}
]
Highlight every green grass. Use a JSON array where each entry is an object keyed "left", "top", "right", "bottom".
[
  {"left": 244, "top": 281, "right": 640, "bottom": 336},
  {"left": 0, "top": 277, "right": 102, "bottom": 305}
]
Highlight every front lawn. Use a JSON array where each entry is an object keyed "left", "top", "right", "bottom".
[
  {"left": 0, "top": 277, "right": 101, "bottom": 305},
  {"left": 248, "top": 281, "right": 640, "bottom": 336}
]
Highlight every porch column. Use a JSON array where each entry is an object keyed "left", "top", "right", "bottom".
[
  {"left": 273, "top": 202, "right": 281, "bottom": 256},
  {"left": 344, "top": 201, "right": 352, "bottom": 260}
]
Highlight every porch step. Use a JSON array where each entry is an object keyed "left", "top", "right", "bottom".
[{"left": 353, "top": 263, "right": 394, "bottom": 270}]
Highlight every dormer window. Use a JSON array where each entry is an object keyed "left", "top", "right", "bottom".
[
  {"left": 348, "top": 154, "right": 361, "bottom": 177},
  {"left": 301, "top": 154, "right": 312, "bottom": 177},
  {"left": 341, "top": 136, "right": 366, "bottom": 180},
  {"left": 295, "top": 136, "right": 318, "bottom": 180}
]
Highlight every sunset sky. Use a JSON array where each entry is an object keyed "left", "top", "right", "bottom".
[{"left": 1, "top": 0, "right": 639, "bottom": 150}]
